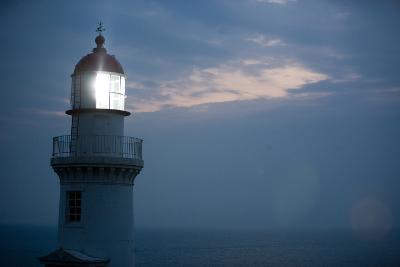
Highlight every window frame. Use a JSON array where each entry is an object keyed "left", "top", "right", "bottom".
[{"left": 65, "top": 191, "right": 82, "bottom": 224}]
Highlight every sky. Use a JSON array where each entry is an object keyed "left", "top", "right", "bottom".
[{"left": 0, "top": 0, "right": 399, "bottom": 238}]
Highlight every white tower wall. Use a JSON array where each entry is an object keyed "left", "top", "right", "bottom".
[
  {"left": 59, "top": 183, "right": 135, "bottom": 267},
  {"left": 72, "top": 112, "right": 124, "bottom": 136}
]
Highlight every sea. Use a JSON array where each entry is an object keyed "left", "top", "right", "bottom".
[{"left": 1, "top": 225, "right": 399, "bottom": 267}]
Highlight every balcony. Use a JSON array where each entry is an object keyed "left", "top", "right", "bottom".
[{"left": 52, "top": 135, "right": 143, "bottom": 160}]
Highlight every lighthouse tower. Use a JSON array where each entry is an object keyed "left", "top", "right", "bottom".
[{"left": 40, "top": 25, "right": 143, "bottom": 267}]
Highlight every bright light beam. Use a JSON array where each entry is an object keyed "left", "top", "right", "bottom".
[{"left": 95, "top": 72, "right": 110, "bottom": 109}]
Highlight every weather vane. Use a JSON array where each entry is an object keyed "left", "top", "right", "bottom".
[{"left": 96, "top": 22, "right": 105, "bottom": 35}]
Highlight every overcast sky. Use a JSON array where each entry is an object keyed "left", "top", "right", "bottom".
[{"left": 0, "top": 0, "right": 399, "bottom": 237}]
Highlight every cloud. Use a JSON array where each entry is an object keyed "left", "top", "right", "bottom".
[
  {"left": 126, "top": 81, "right": 146, "bottom": 90},
  {"left": 19, "top": 108, "right": 65, "bottom": 117},
  {"left": 332, "top": 71, "right": 361, "bottom": 83},
  {"left": 247, "top": 34, "right": 285, "bottom": 47},
  {"left": 128, "top": 59, "right": 329, "bottom": 112},
  {"left": 256, "top": 0, "right": 297, "bottom": 5}
]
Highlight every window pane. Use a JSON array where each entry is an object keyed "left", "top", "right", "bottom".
[
  {"left": 110, "top": 93, "right": 124, "bottom": 110},
  {"left": 121, "top": 77, "right": 126, "bottom": 95},
  {"left": 110, "top": 75, "right": 121, "bottom": 93},
  {"left": 95, "top": 73, "right": 110, "bottom": 109},
  {"left": 78, "top": 73, "right": 95, "bottom": 109}
]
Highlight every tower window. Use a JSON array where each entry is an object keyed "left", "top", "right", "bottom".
[{"left": 66, "top": 191, "right": 82, "bottom": 223}]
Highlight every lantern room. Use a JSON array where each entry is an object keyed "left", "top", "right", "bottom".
[{"left": 68, "top": 34, "right": 128, "bottom": 115}]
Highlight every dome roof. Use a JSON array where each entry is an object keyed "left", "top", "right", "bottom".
[{"left": 73, "top": 35, "right": 124, "bottom": 75}]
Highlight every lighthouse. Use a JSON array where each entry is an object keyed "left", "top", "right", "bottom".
[{"left": 40, "top": 24, "right": 143, "bottom": 267}]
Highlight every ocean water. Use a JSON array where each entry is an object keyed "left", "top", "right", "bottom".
[{"left": 1, "top": 225, "right": 399, "bottom": 267}]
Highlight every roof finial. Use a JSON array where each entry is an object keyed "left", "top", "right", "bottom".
[
  {"left": 94, "top": 22, "right": 106, "bottom": 52},
  {"left": 96, "top": 22, "right": 105, "bottom": 36}
]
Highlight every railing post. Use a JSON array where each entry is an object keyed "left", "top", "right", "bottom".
[
  {"left": 53, "top": 137, "right": 56, "bottom": 157},
  {"left": 139, "top": 140, "right": 142, "bottom": 160}
]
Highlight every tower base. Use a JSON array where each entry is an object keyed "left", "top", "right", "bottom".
[{"left": 39, "top": 248, "right": 109, "bottom": 267}]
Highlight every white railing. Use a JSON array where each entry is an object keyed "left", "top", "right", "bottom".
[{"left": 52, "top": 135, "right": 142, "bottom": 160}]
